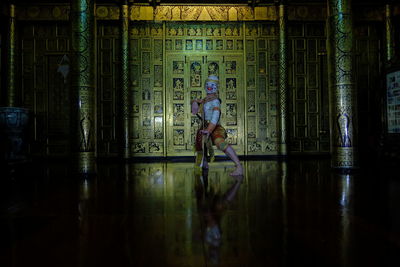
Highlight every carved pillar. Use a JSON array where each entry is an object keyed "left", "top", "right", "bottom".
[
  {"left": 385, "top": 4, "right": 394, "bottom": 63},
  {"left": 71, "top": 0, "right": 96, "bottom": 175},
  {"left": 278, "top": 2, "right": 288, "bottom": 155},
  {"left": 120, "top": 0, "right": 130, "bottom": 159},
  {"left": 327, "top": 0, "right": 358, "bottom": 168},
  {"left": 6, "top": 4, "right": 16, "bottom": 107}
]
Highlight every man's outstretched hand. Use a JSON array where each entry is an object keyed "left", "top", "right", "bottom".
[{"left": 191, "top": 100, "right": 200, "bottom": 115}]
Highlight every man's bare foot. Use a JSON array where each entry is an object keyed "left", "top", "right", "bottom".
[{"left": 230, "top": 164, "right": 243, "bottom": 176}]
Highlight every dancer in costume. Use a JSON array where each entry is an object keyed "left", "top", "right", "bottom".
[{"left": 191, "top": 75, "right": 243, "bottom": 176}]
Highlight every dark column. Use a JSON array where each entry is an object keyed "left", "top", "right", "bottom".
[
  {"left": 385, "top": 4, "right": 394, "bottom": 63},
  {"left": 120, "top": 0, "right": 130, "bottom": 159},
  {"left": 278, "top": 2, "right": 288, "bottom": 156},
  {"left": 327, "top": 0, "right": 358, "bottom": 168},
  {"left": 71, "top": 0, "right": 96, "bottom": 175},
  {"left": 6, "top": 4, "right": 16, "bottom": 107}
]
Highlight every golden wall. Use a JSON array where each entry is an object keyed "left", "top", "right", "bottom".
[
  {"left": 95, "top": 21, "right": 332, "bottom": 157},
  {"left": 11, "top": 3, "right": 384, "bottom": 158}
]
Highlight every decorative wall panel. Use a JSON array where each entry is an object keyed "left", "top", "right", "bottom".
[
  {"left": 97, "top": 24, "right": 119, "bottom": 156},
  {"left": 287, "top": 23, "right": 329, "bottom": 153},
  {"left": 20, "top": 23, "right": 71, "bottom": 156},
  {"left": 245, "top": 23, "right": 280, "bottom": 154},
  {"left": 165, "top": 22, "right": 245, "bottom": 156},
  {"left": 129, "top": 22, "right": 164, "bottom": 156}
]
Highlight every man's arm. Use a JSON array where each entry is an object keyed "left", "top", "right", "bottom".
[{"left": 203, "top": 99, "right": 221, "bottom": 134}]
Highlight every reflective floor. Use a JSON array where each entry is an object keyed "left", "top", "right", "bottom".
[{"left": 1, "top": 159, "right": 400, "bottom": 267}]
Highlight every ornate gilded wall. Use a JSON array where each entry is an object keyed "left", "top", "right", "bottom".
[
  {"left": 11, "top": 3, "right": 386, "bottom": 158},
  {"left": 95, "top": 21, "right": 331, "bottom": 157},
  {"left": 163, "top": 22, "right": 246, "bottom": 156}
]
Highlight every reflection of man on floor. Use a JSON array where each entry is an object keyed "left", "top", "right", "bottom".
[
  {"left": 194, "top": 168, "right": 243, "bottom": 265},
  {"left": 191, "top": 75, "right": 243, "bottom": 176}
]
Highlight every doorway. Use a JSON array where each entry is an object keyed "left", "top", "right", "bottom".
[{"left": 166, "top": 54, "right": 244, "bottom": 156}]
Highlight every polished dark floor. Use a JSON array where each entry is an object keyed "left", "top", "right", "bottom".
[{"left": 1, "top": 159, "right": 400, "bottom": 267}]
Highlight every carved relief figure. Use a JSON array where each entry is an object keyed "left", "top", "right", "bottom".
[
  {"left": 149, "top": 142, "right": 161, "bottom": 152},
  {"left": 208, "top": 62, "right": 219, "bottom": 76},
  {"left": 225, "top": 61, "right": 236, "bottom": 74},
  {"left": 169, "top": 28, "right": 177, "bottom": 36},
  {"left": 166, "top": 39, "right": 172, "bottom": 50},
  {"left": 232, "top": 27, "right": 239, "bottom": 36},
  {"left": 196, "top": 28, "right": 202, "bottom": 36},
  {"left": 174, "top": 129, "right": 184, "bottom": 145},
  {"left": 173, "top": 61, "right": 184, "bottom": 74},
  {"left": 226, "top": 40, "right": 233, "bottom": 50},
  {"left": 206, "top": 39, "right": 213, "bottom": 50},
  {"left": 154, "top": 105, "right": 163, "bottom": 114},
  {"left": 249, "top": 142, "right": 261, "bottom": 152},
  {"left": 226, "top": 129, "right": 237, "bottom": 145},
  {"left": 191, "top": 62, "right": 202, "bottom": 87},
  {"left": 191, "top": 91, "right": 202, "bottom": 100},
  {"left": 133, "top": 143, "right": 145, "bottom": 153},
  {"left": 216, "top": 40, "right": 223, "bottom": 50},
  {"left": 175, "top": 40, "right": 182, "bottom": 50},
  {"left": 189, "top": 27, "right": 197, "bottom": 36},
  {"left": 237, "top": 40, "right": 243, "bottom": 50},
  {"left": 173, "top": 91, "right": 184, "bottom": 100},
  {"left": 226, "top": 78, "right": 236, "bottom": 91},
  {"left": 196, "top": 40, "right": 203, "bottom": 50},
  {"left": 186, "top": 40, "right": 193, "bottom": 50},
  {"left": 142, "top": 89, "right": 151, "bottom": 100},
  {"left": 226, "top": 104, "right": 237, "bottom": 126},
  {"left": 173, "top": 78, "right": 184, "bottom": 91},
  {"left": 173, "top": 104, "right": 185, "bottom": 126}
]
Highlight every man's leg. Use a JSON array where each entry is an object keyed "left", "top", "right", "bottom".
[
  {"left": 223, "top": 145, "right": 243, "bottom": 176},
  {"left": 214, "top": 137, "right": 243, "bottom": 176},
  {"left": 195, "top": 129, "right": 209, "bottom": 168}
]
